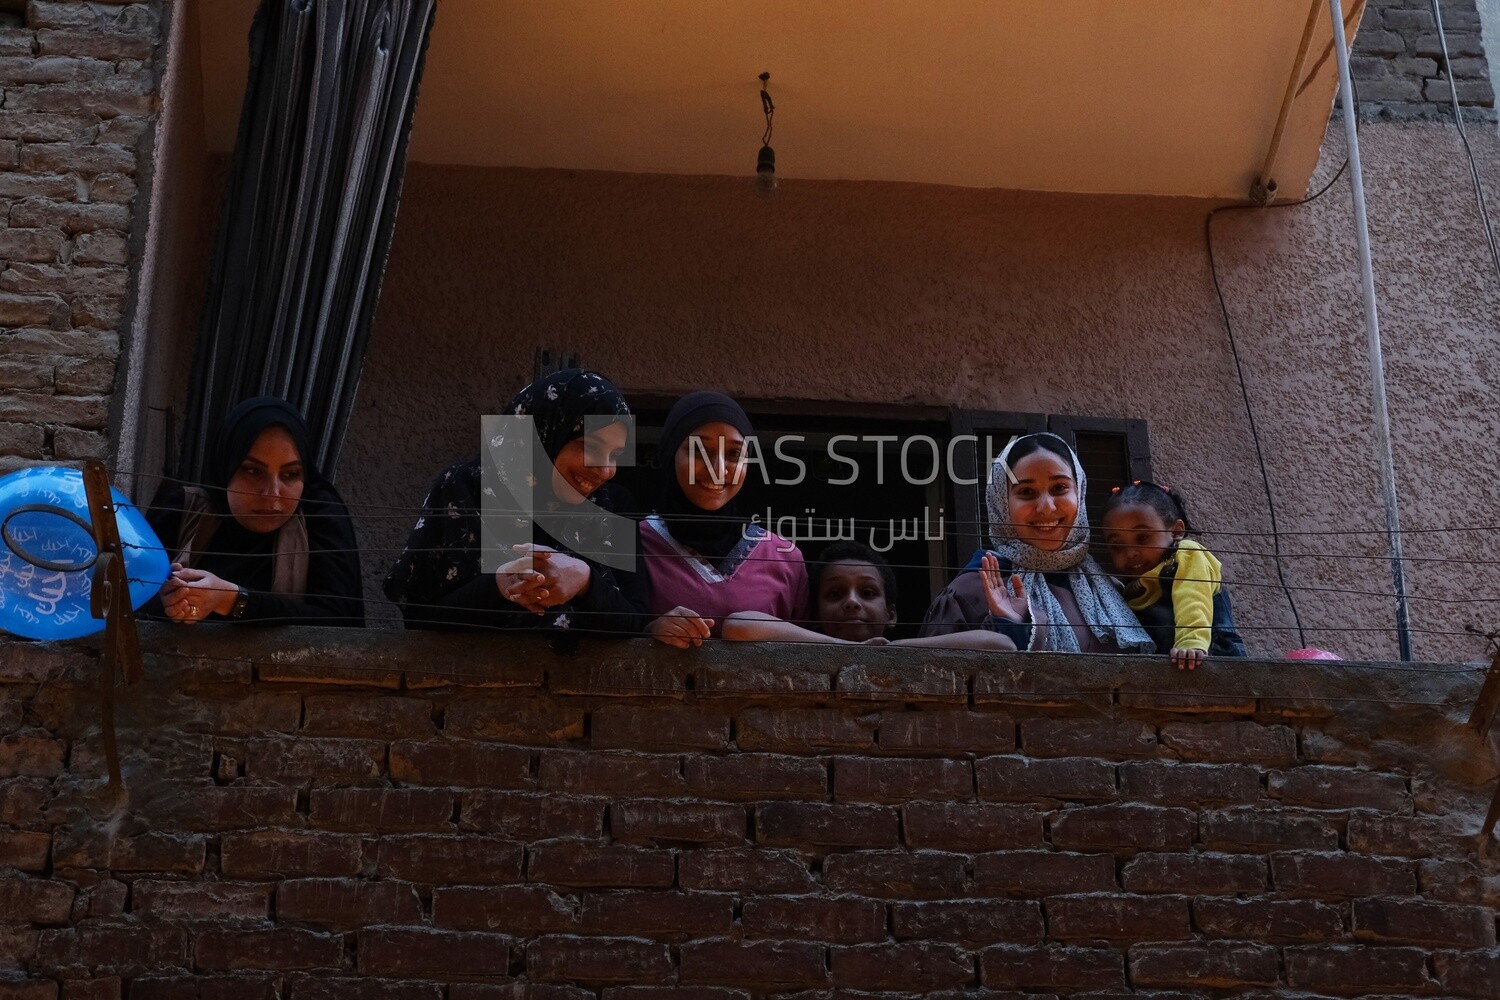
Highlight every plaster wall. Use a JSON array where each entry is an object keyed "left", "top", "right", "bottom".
[{"left": 340, "top": 122, "right": 1500, "bottom": 663}]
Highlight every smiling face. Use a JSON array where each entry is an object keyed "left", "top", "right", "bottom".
[
  {"left": 550, "top": 420, "right": 629, "bottom": 504},
  {"left": 1101, "top": 501, "right": 1184, "bottom": 578},
  {"left": 674, "top": 421, "right": 747, "bottom": 511},
  {"left": 225, "top": 425, "right": 305, "bottom": 533},
  {"left": 816, "top": 560, "right": 896, "bottom": 642},
  {"left": 1005, "top": 449, "right": 1080, "bottom": 551}
]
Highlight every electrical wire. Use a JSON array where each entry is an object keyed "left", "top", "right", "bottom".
[{"left": 1429, "top": 0, "right": 1500, "bottom": 293}]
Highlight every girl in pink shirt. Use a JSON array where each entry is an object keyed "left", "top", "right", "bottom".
[{"left": 642, "top": 392, "right": 807, "bottom": 648}]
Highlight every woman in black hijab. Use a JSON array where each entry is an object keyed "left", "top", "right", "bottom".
[
  {"left": 146, "top": 397, "right": 363, "bottom": 626},
  {"left": 384, "top": 369, "right": 647, "bottom": 635}
]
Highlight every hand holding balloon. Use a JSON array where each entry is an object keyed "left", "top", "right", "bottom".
[{"left": 161, "top": 562, "right": 238, "bottom": 624}]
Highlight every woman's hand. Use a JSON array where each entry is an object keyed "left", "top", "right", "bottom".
[
  {"left": 496, "top": 544, "right": 592, "bottom": 615},
  {"left": 160, "top": 563, "right": 238, "bottom": 624},
  {"left": 1171, "top": 647, "right": 1206, "bottom": 671},
  {"left": 980, "top": 553, "right": 1028, "bottom": 622},
  {"left": 648, "top": 606, "right": 714, "bottom": 649}
]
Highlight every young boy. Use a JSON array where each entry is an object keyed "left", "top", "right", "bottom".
[{"left": 724, "top": 541, "right": 1015, "bottom": 650}]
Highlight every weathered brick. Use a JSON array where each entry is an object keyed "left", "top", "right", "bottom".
[
  {"left": 461, "top": 791, "right": 604, "bottom": 839},
  {"left": 678, "top": 848, "right": 816, "bottom": 894},
  {"left": 742, "top": 896, "right": 886, "bottom": 944},
  {"left": 1434, "top": 948, "right": 1500, "bottom": 998},
  {"left": 0, "top": 111, "right": 94, "bottom": 143},
  {"left": 0, "top": 228, "right": 64, "bottom": 261},
  {"left": 830, "top": 941, "right": 972, "bottom": 990},
  {"left": 2, "top": 327, "right": 118, "bottom": 359},
  {"left": 2, "top": 81, "right": 156, "bottom": 118},
  {"left": 1121, "top": 852, "right": 1267, "bottom": 894},
  {"left": 0, "top": 926, "right": 39, "bottom": 965},
  {"left": 877, "top": 709, "right": 1014, "bottom": 752},
  {"left": 0, "top": 419, "right": 45, "bottom": 454},
  {"left": 0, "top": 875, "right": 73, "bottom": 923},
  {"left": 0, "top": 292, "right": 66, "bottom": 326},
  {"left": 130, "top": 976, "right": 277, "bottom": 1000},
  {"left": 598, "top": 990, "right": 743, "bottom": 1000},
  {"left": 823, "top": 850, "right": 966, "bottom": 898},
  {"left": 277, "top": 879, "right": 422, "bottom": 929},
  {"left": 10, "top": 198, "right": 130, "bottom": 233},
  {"left": 309, "top": 788, "right": 453, "bottom": 832},
  {"left": 0, "top": 55, "right": 113, "bottom": 84},
  {"left": 358, "top": 928, "right": 511, "bottom": 977},
  {"left": 17, "top": 143, "right": 133, "bottom": 176},
  {"left": 302, "top": 695, "right": 431, "bottom": 739},
  {"left": 441, "top": 701, "right": 576, "bottom": 746},
  {"left": 69, "top": 295, "right": 124, "bottom": 329},
  {"left": 221, "top": 831, "right": 361, "bottom": 879},
  {"left": 375, "top": 836, "right": 523, "bottom": 885},
  {"left": 389, "top": 740, "right": 532, "bottom": 789},
  {"left": 1419, "top": 858, "right": 1500, "bottom": 906},
  {"left": 1353, "top": 897, "right": 1495, "bottom": 947},
  {"left": 903, "top": 801, "right": 1043, "bottom": 851},
  {"left": 976, "top": 756, "right": 1115, "bottom": 802},
  {"left": 972, "top": 850, "right": 1116, "bottom": 894},
  {"left": 737, "top": 707, "right": 875, "bottom": 753},
  {"left": 1347, "top": 812, "right": 1473, "bottom": 857},
  {"left": 611, "top": 800, "right": 744, "bottom": 845},
  {"left": 1269, "top": 766, "right": 1410, "bottom": 812},
  {"left": 1199, "top": 808, "right": 1339, "bottom": 852},
  {"left": 980, "top": 945, "right": 1124, "bottom": 991},
  {"left": 892, "top": 899, "right": 1042, "bottom": 944},
  {"left": 0, "top": 392, "right": 107, "bottom": 429},
  {"left": 528, "top": 935, "right": 672, "bottom": 983},
  {"left": 1119, "top": 761, "right": 1262, "bottom": 806},
  {"left": 755, "top": 802, "right": 899, "bottom": 848},
  {"left": 24, "top": 2, "right": 97, "bottom": 29},
  {"left": 838, "top": 661, "right": 967, "bottom": 701},
  {"left": 70, "top": 231, "right": 128, "bottom": 266},
  {"left": 245, "top": 736, "right": 384, "bottom": 784},
  {"left": 833, "top": 757, "right": 972, "bottom": 803},
  {"left": 678, "top": 939, "right": 827, "bottom": 988},
  {"left": 592, "top": 706, "right": 728, "bottom": 751},
  {"left": 1285, "top": 944, "right": 1431, "bottom": 992},
  {"left": 1046, "top": 894, "right": 1190, "bottom": 942},
  {"left": 1194, "top": 897, "right": 1344, "bottom": 942},
  {"left": 527, "top": 842, "right": 673, "bottom": 888},
  {"left": 35, "top": 29, "right": 156, "bottom": 60},
  {"left": 195, "top": 927, "right": 340, "bottom": 972},
  {"left": 131, "top": 881, "right": 270, "bottom": 921},
  {"left": 149, "top": 785, "right": 300, "bottom": 832},
  {"left": 682, "top": 754, "right": 827, "bottom": 801},
  {"left": 434, "top": 886, "right": 579, "bottom": 934},
  {"left": 0, "top": 831, "right": 51, "bottom": 871},
  {"left": 51, "top": 357, "right": 114, "bottom": 395},
  {"left": 1130, "top": 943, "right": 1279, "bottom": 988},
  {"left": 35, "top": 920, "right": 189, "bottom": 976},
  {"left": 83, "top": 880, "right": 126, "bottom": 920},
  {"left": 580, "top": 892, "right": 734, "bottom": 937},
  {"left": 286, "top": 980, "right": 442, "bottom": 1000},
  {"left": 1272, "top": 851, "right": 1416, "bottom": 896},
  {"left": 51, "top": 426, "right": 107, "bottom": 459},
  {"left": 0, "top": 776, "right": 50, "bottom": 822},
  {"left": 2, "top": 261, "right": 127, "bottom": 298},
  {"left": 539, "top": 751, "right": 683, "bottom": 797},
  {"left": 0, "top": 358, "right": 52, "bottom": 391},
  {"left": 1050, "top": 804, "right": 1193, "bottom": 852},
  {"left": 1021, "top": 719, "right": 1158, "bottom": 758},
  {"left": 174, "top": 691, "right": 302, "bottom": 735},
  {"left": 53, "top": 831, "right": 205, "bottom": 873},
  {"left": 0, "top": 734, "right": 64, "bottom": 777},
  {"left": 59, "top": 980, "right": 119, "bottom": 1000},
  {"left": 87, "top": 173, "right": 135, "bottom": 205}
]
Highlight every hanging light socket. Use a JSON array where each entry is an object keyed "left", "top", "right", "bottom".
[{"left": 755, "top": 71, "right": 777, "bottom": 197}]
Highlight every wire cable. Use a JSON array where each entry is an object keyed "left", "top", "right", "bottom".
[{"left": 1430, "top": 0, "right": 1500, "bottom": 293}]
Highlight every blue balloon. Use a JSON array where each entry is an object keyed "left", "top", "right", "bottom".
[{"left": 0, "top": 466, "right": 169, "bottom": 641}]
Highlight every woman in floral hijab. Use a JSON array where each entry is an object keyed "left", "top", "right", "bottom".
[{"left": 384, "top": 369, "right": 646, "bottom": 635}]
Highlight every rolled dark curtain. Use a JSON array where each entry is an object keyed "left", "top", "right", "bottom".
[{"left": 181, "top": 0, "right": 436, "bottom": 483}]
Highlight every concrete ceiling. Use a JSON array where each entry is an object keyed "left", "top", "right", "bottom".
[{"left": 197, "top": 0, "right": 1348, "bottom": 199}]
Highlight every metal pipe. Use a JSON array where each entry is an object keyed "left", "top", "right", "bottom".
[
  {"left": 1254, "top": 0, "right": 1324, "bottom": 202},
  {"left": 1326, "top": 0, "right": 1413, "bottom": 661}
]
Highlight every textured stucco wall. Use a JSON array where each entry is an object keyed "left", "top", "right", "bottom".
[{"left": 340, "top": 122, "right": 1500, "bottom": 663}]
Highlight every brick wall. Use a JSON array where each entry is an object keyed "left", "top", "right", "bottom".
[
  {"left": 1355, "top": 0, "right": 1496, "bottom": 114},
  {"left": 0, "top": 1, "right": 166, "bottom": 474},
  {"left": 2, "top": 627, "right": 1497, "bottom": 998}
]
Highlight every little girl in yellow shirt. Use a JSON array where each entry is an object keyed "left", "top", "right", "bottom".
[{"left": 1100, "top": 481, "right": 1247, "bottom": 669}]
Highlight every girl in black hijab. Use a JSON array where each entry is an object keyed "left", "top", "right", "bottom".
[
  {"left": 384, "top": 369, "right": 647, "bottom": 635},
  {"left": 146, "top": 396, "right": 363, "bottom": 626}
]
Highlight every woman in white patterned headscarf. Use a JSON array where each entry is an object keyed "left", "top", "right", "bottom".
[{"left": 920, "top": 432, "right": 1152, "bottom": 653}]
